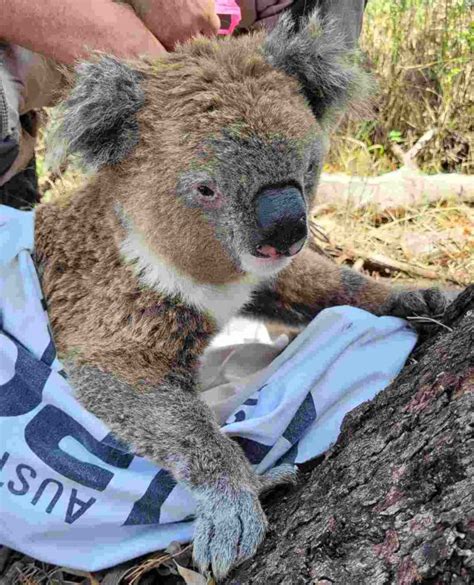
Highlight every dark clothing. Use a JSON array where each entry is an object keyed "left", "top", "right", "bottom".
[
  {"left": 0, "top": 154, "right": 39, "bottom": 210},
  {"left": 0, "top": 112, "right": 39, "bottom": 210},
  {"left": 0, "top": 136, "right": 19, "bottom": 176},
  {"left": 291, "top": 0, "right": 367, "bottom": 47}
]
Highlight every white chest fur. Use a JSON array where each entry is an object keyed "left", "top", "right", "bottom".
[{"left": 121, "top": 229, "right": 260, "bottom": 328}]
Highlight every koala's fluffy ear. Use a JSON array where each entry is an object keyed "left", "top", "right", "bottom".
[
  {"left": 47, "top": 56, "right": 145, "bottom": 171},
  {"left": 263, "top": 10, "right": 369, "bottom": 126}
]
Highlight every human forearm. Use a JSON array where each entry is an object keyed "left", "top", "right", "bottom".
[{"left": 0, "top": 0, "right": 165, "bottom": 64}]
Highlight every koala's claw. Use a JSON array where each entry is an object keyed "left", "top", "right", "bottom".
[
  {"left": 192, "top": 465, "right": 297, "bottom": 579},
  {"left": 193, "top": 488, "right": 267, "bottom": 581},
  {"left": 385, "top": 287, "right": 455, "bottom": 332},
  {"left": 258, "top": 463, "right": 298, "bottom": 494}
]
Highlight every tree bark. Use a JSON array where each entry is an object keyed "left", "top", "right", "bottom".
[{"left": 226, "top": 286, "right": 474, "bottom": 585}]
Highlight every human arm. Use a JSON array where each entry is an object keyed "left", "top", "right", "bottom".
[
  {"left": 0, "top": 0, "right": 166, "bottom": 64},
  {"left": 129, "top": 0, "right": 220, "bottom": 50}
]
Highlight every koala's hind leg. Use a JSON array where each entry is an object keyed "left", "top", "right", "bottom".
[
  {"left": 243, "top": 247, "right": 451, "bottom": 329},
  {"left": 65, "top": 359, "right": 294, "bottom": 579}
]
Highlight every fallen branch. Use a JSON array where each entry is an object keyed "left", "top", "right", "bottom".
[
  {"left": 318, "top": 129, "right": 474, "bottom": 212},
  {"left": 391, "top": 129, "right": 437, "bottom": 170},
  {"left": 309, "top": 221, "right": 469, "bottom": 286},
  {"left": 339, "top": 247, "right": 445, "bottom": 281},
  {"left": 317, "top": 169, "right": 474, "bottom": 212}
]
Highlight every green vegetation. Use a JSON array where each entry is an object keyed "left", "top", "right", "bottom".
[{"left": 328, "top": 0, "right": 473, "bottom": 175}]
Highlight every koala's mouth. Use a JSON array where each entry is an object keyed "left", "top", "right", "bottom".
[
  {"left": 239, "top": 238, "right": 307, "bottom": 278},
  {"left": 253, "top": 236, "right": 306, "bottom": 260},
  {"left": 239, "top": 250, "right": 292, "bottom": 278}
]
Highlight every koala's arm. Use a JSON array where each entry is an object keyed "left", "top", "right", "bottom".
[
  {"left": 66, "top": 359, "right": 293, "bottom": 579},
  {"left": 242, "top": 247, "right": 449, "bottom": 327}
]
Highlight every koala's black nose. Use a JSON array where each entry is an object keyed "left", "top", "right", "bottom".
[{"left": 254, "top": 186, "right": 307, "bottom": 258}]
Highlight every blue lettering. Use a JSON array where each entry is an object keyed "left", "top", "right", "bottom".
[
  {"left": 282, "top": 393, "right": 316, "bottom": 445},
  {"left": 0, "top": 451, "right": 9, "bottom": 487},
  {"left": 8, "top": 464, "right": 36, "bottom": 495},
  {"left": 65, "top": 489, "right": 96, "bottom": 524},
  {"left": 0, "top": 452, "right": 9, "bottom": 470},
  {"left": 25, "top": 405, "right": 133, "bottom": 491},
  {"left": 40, "top": 337, "right": 56, "bottom": 367},
  {"left": 232, "top": 436, "right": 272, "bottom": 464},
  {"left": 124, "top": 469, "right": 176, "bottom": 526},
  {"left": 31, "top": 478, "right": 64, "bottom": 513},
  {"left": 0, "top": 336, "right": 48, "bottom": 416}
]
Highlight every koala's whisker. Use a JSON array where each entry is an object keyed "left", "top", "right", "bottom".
[
  {"left": 309, "top": 220, "right": 330, "bottom": 243},
  {"left": 406, "top": 315, "right": 453, "bottom": 332}
]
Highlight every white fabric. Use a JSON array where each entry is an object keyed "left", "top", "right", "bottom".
[{"left": 0, "top": 204, "right": 417, "bottom": 571}]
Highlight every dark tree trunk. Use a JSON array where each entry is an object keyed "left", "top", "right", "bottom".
[{"left": 226, "top": 286, "right": 474, "bottom": 585}]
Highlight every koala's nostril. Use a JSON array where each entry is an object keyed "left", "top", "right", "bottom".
[{"left": 255, "top": 186, "right": 307, "bottom": 256}]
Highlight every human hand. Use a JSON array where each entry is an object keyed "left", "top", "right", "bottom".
[{"left": 128, "top": 0, "right": 220, "bottom": 50}]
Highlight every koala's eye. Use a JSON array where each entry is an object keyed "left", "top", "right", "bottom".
[
  {"left": 197, "top": 185, "right": 216, "bottom": 198},
  {"left": 192, "top": 181, "right": 222, "bottom": 208}
]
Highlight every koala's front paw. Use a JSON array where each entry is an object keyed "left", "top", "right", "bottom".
[
  {"left": 192, "top": 485, "right": 267, "bottom": 581},
  {"left": 385, "top": 287, "right": 456, "bottom": 331}
]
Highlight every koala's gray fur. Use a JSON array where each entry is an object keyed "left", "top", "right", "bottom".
[
  {"left": 178, "top": 132, "right": 325, "bottom": 266},
  {"left": 48, "top": 57, "right": 145, "bottom": 170},
  {"left": 66, "top": 362, "right": 296, "bottom": 580},
  {"left": 263, "top": 10, "right": 368, "bottom": 123},
  {"left": 382, "top": 288, "right": 451, "bottom": 333}
]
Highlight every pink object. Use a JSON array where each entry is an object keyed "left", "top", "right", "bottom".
[{"left": 215, "top": 0, "right": 242, "bottom": 35}]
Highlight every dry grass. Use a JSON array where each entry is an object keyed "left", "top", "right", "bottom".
[
  {"left": 313, "top": 0, "right": 474, "bottom": 286},
  {"left": 311, "top": 198, "right": 473, "bottom": 287}
]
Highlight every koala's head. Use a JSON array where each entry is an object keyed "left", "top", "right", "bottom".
[{"left": 49, "top": 10, "right": 367, "bottom": 285}]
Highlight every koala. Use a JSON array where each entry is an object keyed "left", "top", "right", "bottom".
[{"left": 34, "top": 10, "right": 451, "bottom": 580}]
